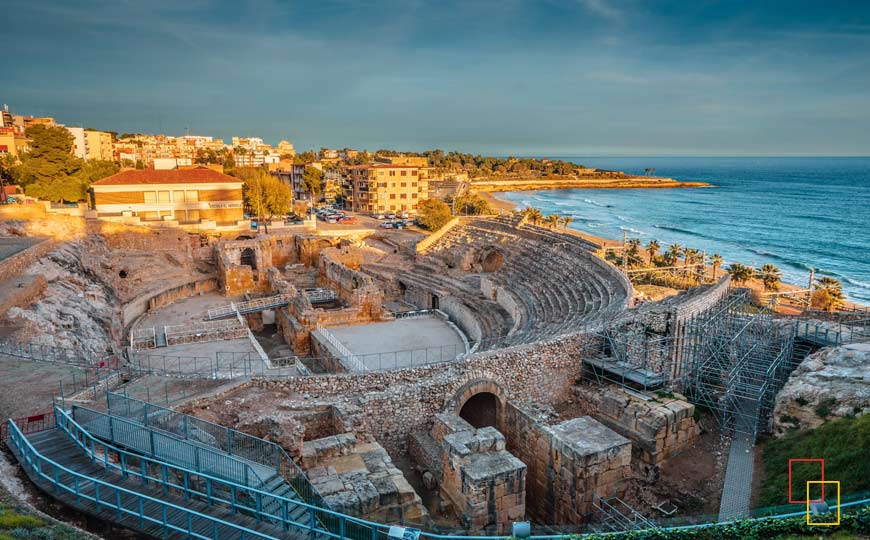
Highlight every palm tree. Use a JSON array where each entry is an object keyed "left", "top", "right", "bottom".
[
  {"left": 626, "top": 238, "right": 642, "bottom": 266},
  {"left": 646, "top": 240, "right": 660, "bottom": 263},
  {"left": 727, "top": 263, "right": 754, "bottom": 285},
  {"left": 520, "top": 207, "right": 543, "bottom": 225},
  {"left": 666, "top": 243, "right": 683, "bottom": 266},
  {"left": 560, "top": 216, "right": 574, "bottom": 230},
  {"left": 813, "top": 276, "right": 845, "bottom": 312},
  {"left": 544, "top": 214, "right": 561, "bottom": 229},
  {"left": 759, "top": 264, "right": 782, "bottom": 291},
  {"left": 710, "top": 253, "right": 723, "bottom": 280}
]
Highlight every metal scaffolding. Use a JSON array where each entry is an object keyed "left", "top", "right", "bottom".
[
  {"left": 680, "top": 290, "right": 796, "bottom": 438},
  {"left": 583, "top": 290, "right": 800, "bottom": 439}
]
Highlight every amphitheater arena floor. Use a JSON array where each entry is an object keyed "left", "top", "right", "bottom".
[{"left": 327, "top": 316, "right": 467, "bottom": 371}]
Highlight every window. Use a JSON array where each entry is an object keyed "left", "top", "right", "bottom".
[
  {"left": 401, "top": 204, "right": 408, "bottom": 210},
  {"left": 144, "top": 191, "right": 157, "bottom": 204},
  {"left": 158, "top": 191, "right": 170, "bottom": 203},
  {"left": 400, "top": 193, "right": 407, "bottom": 199},
  {"left": 389, "top": 194, "right": 396, "bottom": 199},
  {"left": 411, "top": 170, "right": 417, "bottom": 176},
  {"left": 378, "top": 182, "right": 387, "bottom": 188},
  {"left": 400, "top": 182, "right": 407, "bottom": 187},
  {"left": 378, "top": 170, "right": 384, "bottom": 176},
  {"left": 400, "top": 170, "right": 407, "bottom": 176},
  {"left": 390, "top": 205, "right": 396, "bottom": 210},
  {"left": 391, "top": 183, "right": 396, "bottom": 188},
  {"left": 412, "top": 182, "right": 418, "bottom": 187},
  {"left": 173, "top": 190, "right": 185, "bottom": 202},
  {"left": 187, "top": 209, "right": 200, "bottom": 222},
  {"left": 412, "top": 193, "right": 418, "bottom": 198},
  {"left": 389, "top": 171, "right": 396, "bottom": 176},
  {"left": 186, "top": 190, "right": 198, "bottom": 202}
]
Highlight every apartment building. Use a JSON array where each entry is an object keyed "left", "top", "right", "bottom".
[
  {"left": 89, "top": 167, "right": 244, "bottom": 224},
  {"left": 347, "top": 164, "right": 429, "bottom": 215},
  {"left": 85, "top": 130, "right": 113, "bottom": 161},
  {"left": 65, "top": 126, "right": 87, "bottom": 159}
]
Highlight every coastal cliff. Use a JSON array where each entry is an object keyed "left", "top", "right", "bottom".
[{"left": 469, "top": 176, "right": 711, "bottom": 192}]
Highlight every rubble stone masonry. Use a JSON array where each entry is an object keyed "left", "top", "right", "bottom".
[{"left": 254, "top": 333, "right": 587, "bottom": 454}]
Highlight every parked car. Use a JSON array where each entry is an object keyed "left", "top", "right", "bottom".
[
  {"left": 338, "top": 216, "right": 357, "bottom": 224},
  {"left": 374, "top": 213, "right": 386, "bottom": 220},
  {"left": 379, "top": 221, "right": 395, "bottom": 229},
  {"left": 385, "top": 212, "right": 396, "bottom": 219},
  {"left": 399, "top": 211, "right": 409, "bottom": 219}
]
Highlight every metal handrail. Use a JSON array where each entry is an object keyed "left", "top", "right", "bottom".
[
  {"left": 12, "top": 414, "right": 870, "bottom": 540},
  {"left": 71, "top": 405, "right": 265, "bottom": 489},
  {"left": 6, "top": 419, "right": 280, "bottom": 540},
  {"left": 105, "top": 392, "right": 328, "bottom": 513},
  {"left": 55, "top": 406, "right": 335, "bottom": 538}
]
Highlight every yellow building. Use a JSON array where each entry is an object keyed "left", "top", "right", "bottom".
[
  {"left": 89, "top": 167, "right": 244, "bottom": 224},
  {"left": 347, "top": 164, "right": 429, "bottom": 215},
  {"left": 85, "top": 130, "right": 114, "bottom": 161}
]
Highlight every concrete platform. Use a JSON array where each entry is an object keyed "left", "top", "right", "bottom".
[{"left": 325, "top": 315, "right": 467, "bottom": 371}]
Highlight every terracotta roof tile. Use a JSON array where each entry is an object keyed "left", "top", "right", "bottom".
[{"left": 91, "top": 167, "right": 241, "bottom": 186}]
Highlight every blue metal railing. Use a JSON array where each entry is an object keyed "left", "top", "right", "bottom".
[
  {"left": 106, "top": 391, "right": 328, "bottom": 514},
  {"left": 71, "top": 405, "right": 265, "bottom": 490},
  {"left": 6, "top": 418, "right": 280, "bottom": 540},
  {"left": 55, "top": 406, "right": 333, "bottom": 538},
  {"left": 12, "top": 413, "right": 870, "bottom": 540}
]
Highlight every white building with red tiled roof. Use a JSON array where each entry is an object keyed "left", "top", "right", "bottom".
[{"left": 89, "top": 167, "right": 244, "bottom": 225}]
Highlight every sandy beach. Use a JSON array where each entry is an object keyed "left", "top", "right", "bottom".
[{"left": 480, "top": 190, "right": 864, "bottom": 309}]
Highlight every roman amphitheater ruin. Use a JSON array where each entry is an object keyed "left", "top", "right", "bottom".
[{"left": 0, "top": 206, "right": 867, "bottom": 539}]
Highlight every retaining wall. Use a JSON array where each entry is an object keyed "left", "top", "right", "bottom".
[{"left": 254, "top": 332, "right": 587, "bottom": 454}]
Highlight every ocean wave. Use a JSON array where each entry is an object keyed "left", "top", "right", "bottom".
[
  {"left": 653, "top": 224, "right": 704, "bottom": 238},
  {"left": 582, "top": 198, "right": 612, "bottom": 208},
  {"left": 843, "top": 276, "right": 870, "bottom": 289},
  {"left": 619, "top": 226, "right": 646, "bottom": 236}
]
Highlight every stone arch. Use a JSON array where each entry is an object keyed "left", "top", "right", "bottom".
[
  {"left": 447, "top": 379, "right": 508, "bottom": 430},
  {"left": 240, "top": 247, "right": 257, "bottom": 270}
]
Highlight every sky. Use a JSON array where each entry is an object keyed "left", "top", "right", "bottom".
[{"left": 3, "top": 0, "right": 870, "bottom": 156}]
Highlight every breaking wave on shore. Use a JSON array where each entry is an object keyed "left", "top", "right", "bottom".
[{"left": 499, "top": 156, "right": 870, "bottom": 302}]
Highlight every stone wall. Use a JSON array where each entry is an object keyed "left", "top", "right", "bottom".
[
  {"left": 253, "top": 333, "right": 587, "bottom": 454},
  {"left": 431, "top": 413, "right": 525, "bottom": 533},
  {"left": 0, "top": 239, "right": 57, "bottom": 280},
  {"left": 502, "top": 403, "right": 631, "bottom": 524},
  {"left": 415, "top": 217, "right": 460, "bottom": 253},
  {"left": 0, "top": 275, "right": 47, "bottom": 317},
  {"left": 571, "top": 384, "right": 700, "bottom": 467}
]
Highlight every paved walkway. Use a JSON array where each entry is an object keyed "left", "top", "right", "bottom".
[{"left": 718, "top": 399, "right": 758, "bottom": 522}]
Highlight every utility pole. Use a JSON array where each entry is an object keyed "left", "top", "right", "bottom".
[
  {"left": 700, "top": 250, "right": 707, "bottom": 285},
  {"left": 806, "top": 268, "right": 815, "bottom": 312},
  {"left": 622, "top": 231, "right": 627, "bottom": 273}
]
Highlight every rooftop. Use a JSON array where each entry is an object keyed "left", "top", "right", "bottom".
[
  {"left": 347, "top": 163, "right": 420, "bottom": 169},
  {"left": 91, "top": 167, "right": 242, "bottom": 186}
]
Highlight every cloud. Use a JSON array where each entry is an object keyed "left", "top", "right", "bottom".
[{"left": 574, "top": 0, "right": 623, "bottom": 22}]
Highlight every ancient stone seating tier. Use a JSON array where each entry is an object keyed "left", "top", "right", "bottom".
[{"left": 414, "top": 217, "right": 631, "bottom": 349}]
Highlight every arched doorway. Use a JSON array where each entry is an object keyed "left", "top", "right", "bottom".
[
  {"left": 459, "top": 392, "right": 499, "bottom": 428},
  {"left": 240, "top": 247, "right": 256, "bottom": 270},
  {"left": 448, "top": 379, "right": 508, "bottom": 431}
]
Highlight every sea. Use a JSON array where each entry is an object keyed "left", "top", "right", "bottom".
[{"left": 498, "top": 157, "right": 870, "bottom": 303}]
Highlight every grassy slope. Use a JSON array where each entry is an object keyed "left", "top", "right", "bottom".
[{"left": 759, "top": 414, "right": 870, "bottom": 507}]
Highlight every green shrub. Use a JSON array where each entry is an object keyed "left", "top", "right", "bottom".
[
  {"left": 759, "top": 414, "right": 870, "bottom": 506},
  {"left": 0, "top": 511, "right": 43, "bottom": 530},
  {"left": 794, "top": 396, "right": 808, "bottom": 406},
  {"left": 815, "top": 397, "right": 837, "bottom": 418},
  {"left": 779, "top": 415, "right": 800, "bottom": 425}
]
